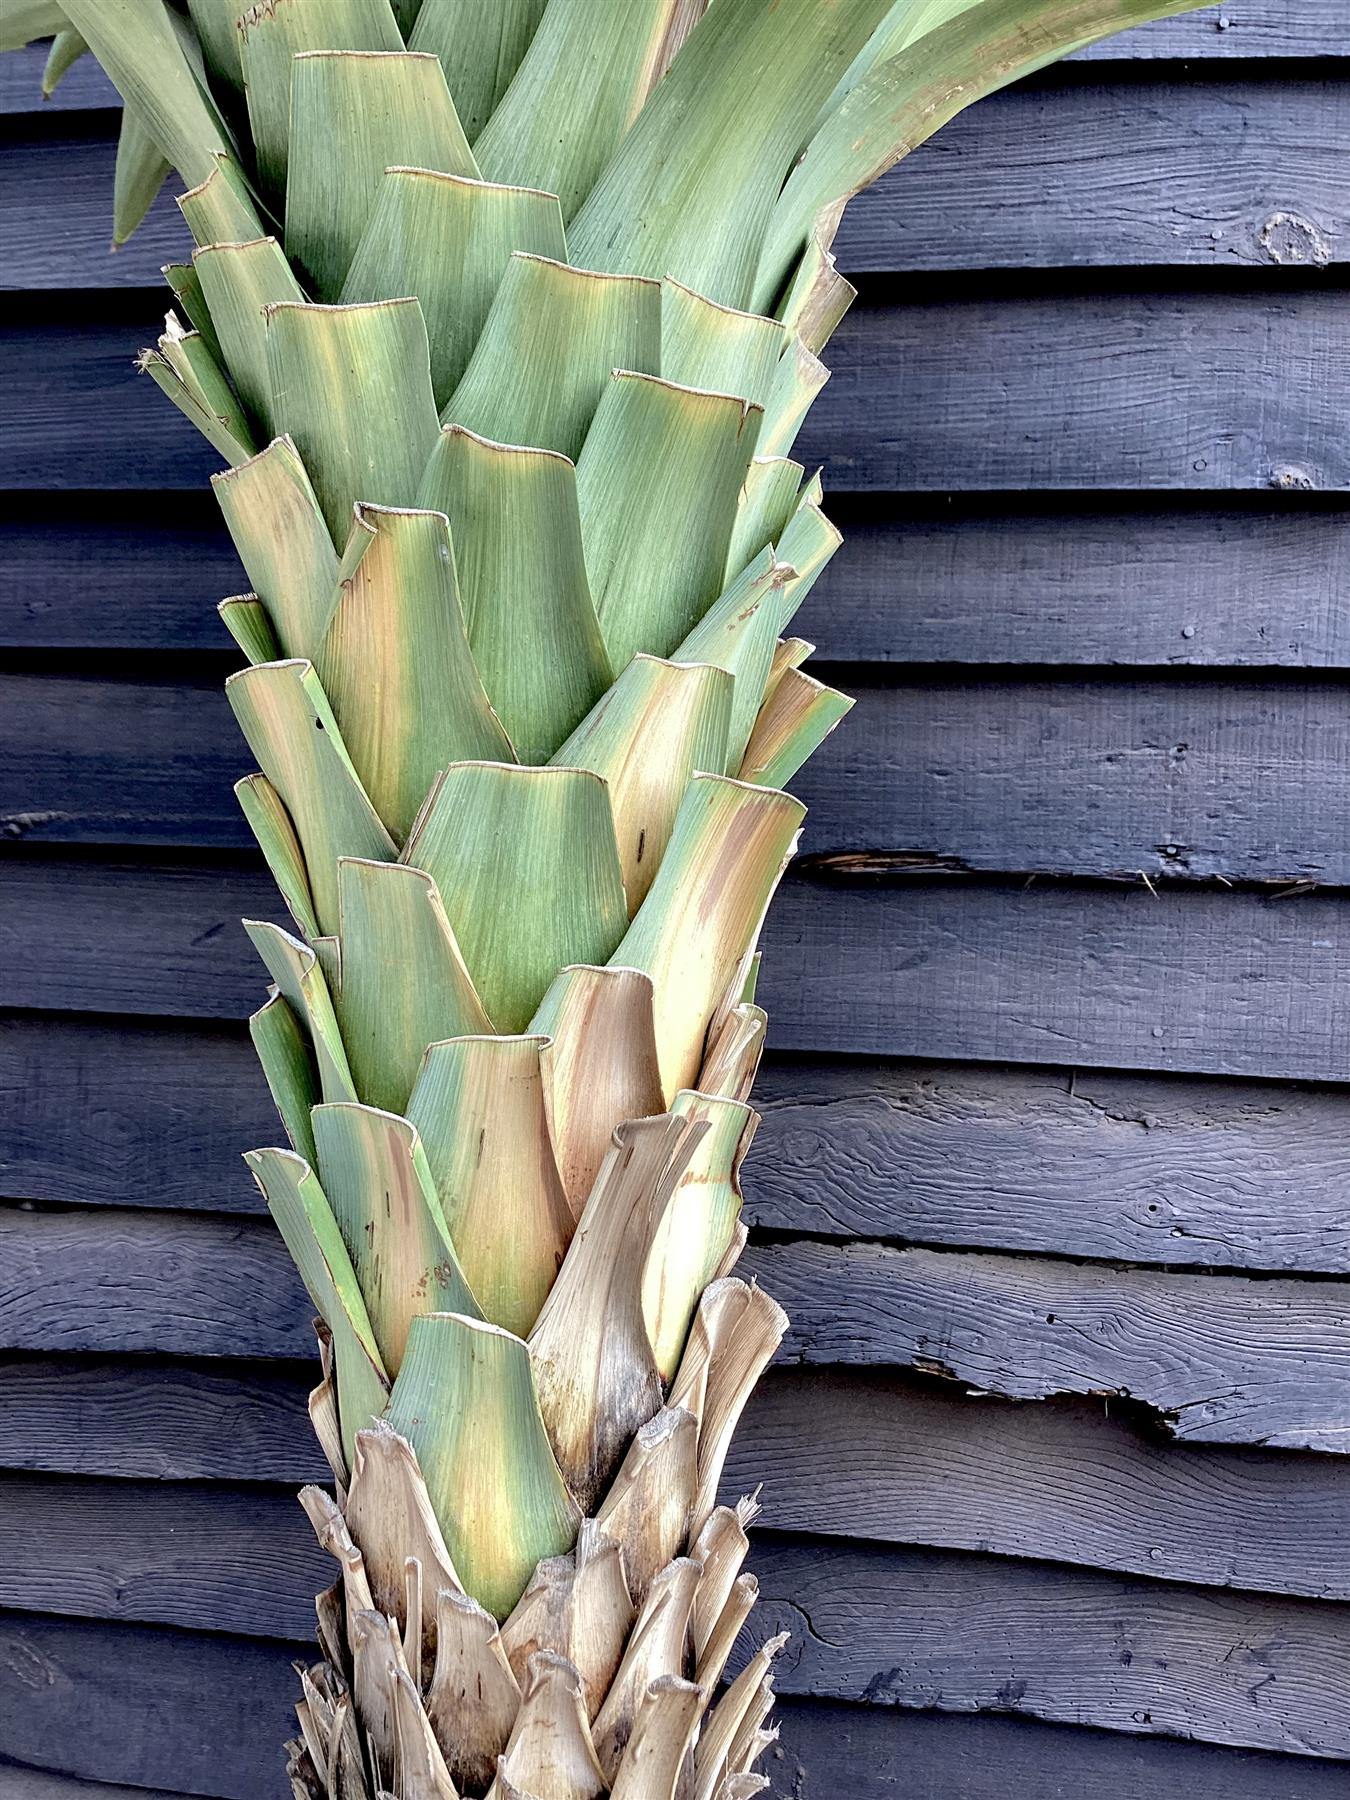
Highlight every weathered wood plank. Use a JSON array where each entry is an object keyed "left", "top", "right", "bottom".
[
  {"left": 0, "top": 1764, "right": 209, "bottom": 1800},
  {"left": 5, "top": 1362, "right": 1348, "bottom": 1600},
  {"left": 761, "top": 875, "right": 1350, "bottom": 1082},
  {"left": 770, "top": 1701, "right": 1350, "bottom": 1800},
  {"left": 5, "top": 855, "right": 1348, "bottom": 1082},
  {"left": 1070, "top": 0, "right": 1350, "bottom": 59},
  {"left": 0, "top": 1356, "right": 319, "bottom": 1483},
  {"left": 12, "top": 667, "right": 1350, "bottom": 884},
  {"left": 802, "top": 290, "right": 1350, "bottom": 494},
  {"left": 798, "top": 674, "right": 1350, "bottom": 880},
  {"left": 3, "top": 1457, "right": 1347, "bottom": 1641},
  {"left": 4, "top": 502, "right": 1350, "bottom": 666},
  {"left": 0, "top": 1611, "right": 300, "bottom": 1798},
  {"left": 0, "top": 1207, "right": 313, "bottom": 1362},
  {"left": 0, "top": 511, "right": 244, "bottom": 653},
  {"left": 4, "top": 1611, "right": 1343, "bottom": 1800},
  {"left": 5, "top": 290, "right": 1346, "bottom": 493},
  {"left": 743, "top": 1540, "right": 1350, "bottom": 1756},
  {"left": 816, "top": 505, "right": 1350, "bottom": 669},
  {"left": 0, "top": 48, "right": 119, "bottom": 113},
  {"left": 7, "top": 1207, "right": 1348, "bottom": 1450},
  {"left": 4, "top": 1528, "right": 1349, "bottom": 1761},
  {"left": 748, "top": 1057, "right": 1350, "bottom": 1270},
  {"left": 0, "top": 1475, "right": 329, "bottom": 1640},
  {"left": 7, "top": 1012, "right": 1349, "bottom": 1272},
  {"left": 758, "top": 1240, "right": 1350, "bottom": 1451},
  {"left": 732, "top": 1372, "right": 1350, "bottom": 1599},
  {"left": 838, "top": 80, "right": 1350, "bottom": 274},
  {"left": 8, "top": 84, "right": 1347, "bottom": 291}
]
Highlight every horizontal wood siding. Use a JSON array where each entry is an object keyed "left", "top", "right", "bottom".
[
  {"left": 5, "top": 503, "right": 1348, "bottom": 666},
  {"left": 10, "top": 667, "right": 1350, "bottom": 883},
  {"left": 5, "top": 1362, "right": 1348, "bottom": 1601},
  {"left": 6, "top": 289, "right": 1347, "bottom": 492},
  {"left": 3, "top": 25, "right": 1348, "bottom": 1798},
  {"left": 6, "top": 856, "right": 1348, "bottom": 1080},
  {"left": 6, "top": 83, "right": 1347, "bottom": 290},
  {"left": 8, "top": 1206, "right": 1347, "bottom": 1449},
  {"left": 6, "top": 1014, "right": 1348, "bottom": 1271}
]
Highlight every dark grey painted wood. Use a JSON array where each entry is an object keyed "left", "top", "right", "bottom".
[
  {"left": 6, "top": 291, "right": 1347, "bottom": 494},
  {"left": 5, "top": 1362, "right": 1348, "bottom": 1600},
  {"left": 3, "top": 1610, "right": 1343, "bottom": 1800},
  {"left": 0, "top": 513, "right": 244, "bottom": 652},
  {"left": 0, "top": 1474, "right": 329, "bottom": 1640},
  {"left": 0, "top": 1206, "right": 315, "bottom": 1362},
  {"left": 0, "top": 1765, "right": 211, "bottom": 1800},
  {"left": 800, "top": 290, "right": 1350, "bottom": 494},
  {"left": 0, "top": 48, "right": 119, "bottom": 112},
  {"left": 797, "top": 674, "right": 1350, "bottom": 880},
  {"left": 810, "top": 507, "right": 1350, "bottom": 669},
  {"left": 6, "top": 855, "right": 1347, "bottom": 1082},
  {"left": 7, "top": 1206, "right": 1348, "bottom": 1450},
  {"left": 760, "top": 875, "right": 1350, "bottom": 1082},
  {"left": 1070, "top": 0, "right": 1349, "bottom": 59},
  {"left": 749, "top": 1058, "right": 1350, "bottom": 1270},
  {"left": 8, "top": 84, "right": 1347, "bottom": 291},
  {"left": 4, "top": 504, "right": 1350, "bottom": 668},
  {"left": 838, "top": 81, "right": 1350, "bottom": 274},
  {"left": 0, "top": 1356, "right": 321, "bottom": 1484},
  {"left": 770, "top": 1701, "right": 1350, "bottom": 1800},
  {"left": 8, "top": 1012, "right": 1349, "bottom": 1272},
  {"left": 0, "top": 1610, "right": 301, "bottom": 1798},
  {"left": 756, "top": 1240, "right": 1350, "bottom": 1451},
  {"left": 740, "top": 1540, "right": 1350, "bottom": 1756},
  {"left": 731, "top": 1373, "right": 1350, "bottom": 1598},
  {"left": 12, "top": 667, "right": 1350, "bottom": 884}
]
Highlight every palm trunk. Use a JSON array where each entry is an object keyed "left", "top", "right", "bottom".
[{"left": 9, "top": 0, "right": 1199, "bottom": 1792}]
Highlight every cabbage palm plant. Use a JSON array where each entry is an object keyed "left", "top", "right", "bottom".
[{"left": 9, "top": 0, "right": 1194, "bottom": 1792}]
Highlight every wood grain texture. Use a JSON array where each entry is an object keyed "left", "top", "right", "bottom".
[
  {"left": 0, "top": 511, "right": 244, "bottom": 652},
  {"left": 797, "top": 674, "right": 1350, "bottom": 880},
  {"left": 741, "top": 1540, "right": 1350, "bottom": 1756},
  {"left": 727, "top": 1373, "right": 1350, "bottom": 1599},
  {"left": 0, "top": 1764, "right": 209, "bottom": 1800},
  {"left": 5, "top": 1360, "right": 1347, "bottom": 1601},
  {"left": 7, "top": 84, "right": 1347, "bottom": 291},
  {"left": 798, "top": 290, "right": 1350, "bottom": 494},
  {"left": 8, "top": 1012, "right": 1349, "bottom": 1273},
  {"left": 757, "top": 1240, "right": 1350, "bottom": 1451},
  {"left": 4, "top": 1611, "right": 1343, "bottom": 1800},
  {"left": 749, "top": 1057, "right": 1350, "bottom": 1270},
  {"left": 837, "top": 81, "right": 1350, "bottom": 274},
  {"left": 5, "top": 290, "right": 1346, "bottom": 493},
  {"left": 1070, "top": 0, "right": 1349, "bottom": 59},
  {"left": 770, "top": 1701, "right": 1350, "bottom": 1800},
  {"left": 0, "top": 1356, "right": 319, "bottom": 1483},
  {"left": 809, "top": 506, "right": 1350, "bottom": 668},
  {"left": 759, "top": 876, "right": 1350, "bottom": 1082},
  {"left": 1, "top": 1483, "right": 1347, "bottom": 1756},
  {"left": 3, "top": 502, "right": 1349, "bottom": 666},
  {"left": 0, "top": 1475, "right": 328, "bottom": 1640},
  {"left": 6, "top": 1206, "right": 1348, "bottom": 1450},
  {"left": 5, "top": 857, "right": 1350, "bottom": 1082},
  {"left": 0, "top": 1611, "right": 301, "bottom": 1798},
  {"left": 12, "top": 667, "right": 1350, "bottom": 884}
]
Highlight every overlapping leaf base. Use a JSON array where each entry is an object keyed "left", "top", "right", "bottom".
[{"left": 7, "top": 0, "right": 1201, "bottom": 1790}]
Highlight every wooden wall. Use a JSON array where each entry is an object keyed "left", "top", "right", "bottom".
[{"left": 2, "top": 9, "right": 1348, "bottom": 1795}]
